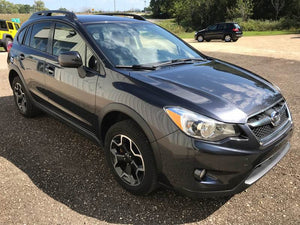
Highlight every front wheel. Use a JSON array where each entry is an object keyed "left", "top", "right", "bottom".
[
  {"left": 104, "top": 120, "right": 157, "bottom": 195},
  {"left": 197, "top": 35, "right": 204, "bottom": 42}
]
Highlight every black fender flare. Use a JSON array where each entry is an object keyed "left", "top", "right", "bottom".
[
  {"left": 99, "top": 103, "right": 162, "bottom": 172},
  {"left": 8, "top": 64, "right": 34, "bottom": 101}
]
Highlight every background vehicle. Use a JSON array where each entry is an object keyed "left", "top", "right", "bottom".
[
  {"left": 0, "top": 19, "right": 20, "bottom": 51},
  {"left": 195, "top": 22, "right": 242, "bottom": 42},
  {"left": 7, "top": 11, "right": 292, "bottom": 198}
]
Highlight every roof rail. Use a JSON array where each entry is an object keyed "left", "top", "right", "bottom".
[
  {"left": 29, "top": 10, "right": 77, "bottom": 20},
  {"left": 98, "top": 13, "right": 146, "bottom": 21}
]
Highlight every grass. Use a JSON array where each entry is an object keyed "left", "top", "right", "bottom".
[
  {"left": 154, "top": 18, "right": 299, "bottom": 39},
  {"left": 0, "top": 14, "right": 30, "bottom": 24}
]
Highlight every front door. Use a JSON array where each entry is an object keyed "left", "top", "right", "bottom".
[{"left": 44, "top": 22, "right": 103, "bottom": 133}]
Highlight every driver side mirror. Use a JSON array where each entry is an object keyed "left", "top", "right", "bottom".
[{"left": 58, "top": 51, "right": 83, "bottom": 68}]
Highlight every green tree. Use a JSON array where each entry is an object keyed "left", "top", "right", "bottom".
[
  {"left": 271, "top": 0, "right": 285, "bottom": 20},
  {"left": 228, "top": 0, "right": 253, "bottom": 21},
  {"left": 33, "top": 0, "right": 47, "bottom": 12}
]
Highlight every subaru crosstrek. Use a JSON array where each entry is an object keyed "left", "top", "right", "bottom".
[{"left": 7, "top": 11, "right": 293, "bottom": 198}]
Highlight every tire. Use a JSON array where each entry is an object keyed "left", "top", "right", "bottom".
[
  {"left": 104, "top": 120, "right": 157, "bottom": 195},
  {"left": 224, "top": 35, "right": 232, "bottom": 42},
  {"left": 12, "top": 76, "right": 41, "bottom": 117},
  {"left": 206, "top": 39, "right": 211, "bottom": 42},
  {"left": 197, "top": 35, "right": 204, "bottom": 42},
  {"left": 232, "top": 39, "right": 238, "bottom": 42},
  {"left": 4, "top": 37, "right": 13, "bottom": 52}
]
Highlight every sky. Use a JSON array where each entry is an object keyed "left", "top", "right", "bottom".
[{"left": 9, "top": 0, "right": 150, "bottom": 12}]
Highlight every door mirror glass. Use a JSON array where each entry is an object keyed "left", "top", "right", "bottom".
[{"left": 58, "top": 51, "right": 83, "bottom": 68}]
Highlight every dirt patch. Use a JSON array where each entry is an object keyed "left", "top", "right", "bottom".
[{"left": 185, "top": 34, "right": 300, "bottom": 61}]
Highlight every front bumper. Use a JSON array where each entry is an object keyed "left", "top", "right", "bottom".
[{"left": 156, "top": 122, "right": 293, "bottom": 198}]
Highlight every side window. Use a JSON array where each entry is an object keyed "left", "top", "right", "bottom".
[
  {"left": 14, "top": 23, "right": 20, "bottom": 30},
  {"left": 0, "top": 20, "right": 8, "bottom": 31},
  {"left": 208, "top": 25, "right": 217, "bottom": 31},
  {"left": 7, "top": 22, "right": 14, "bottom": 30},
  {"left": 217, "top": 24, "right": 224, "bottom": 30},
  {"left": 24, "top": 25, "right": 32, "bottom": 46},
  {"left": 17, "top": 28, "right": 27, "bottom": 44},
  {"left": 30, "top": 22, "right": 51, "bottom": 52},
  {"left": 53, "top": 23, "right": 85, "bottom": 63}
]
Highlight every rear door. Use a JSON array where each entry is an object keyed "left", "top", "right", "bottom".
[
  {"left": 215, "top": 23, "right": 225, "bottom": 39},
  {"left": 205, "top": 24, "right": 218, "bottom": 39},
  {"left": 44, "top": 22, "right": 101, "bottom": 133},
  {"left": 17, "top": 22, "right": 52, "bottom": 104}
]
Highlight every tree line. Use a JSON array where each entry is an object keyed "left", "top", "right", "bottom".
[
  {"left": 0, "top": 0, "right": 67, "bottom": 14},
  {"left": 150, "top": 0, "right": 300, "bottom": 30}
]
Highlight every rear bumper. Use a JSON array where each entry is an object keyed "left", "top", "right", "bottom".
[{"left": 156, "top": 122, "right": 293, "bottom": 198}]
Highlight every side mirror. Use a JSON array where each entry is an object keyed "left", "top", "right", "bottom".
[{"left": 58, "top": 51, "right": 83, "bottom": 68}]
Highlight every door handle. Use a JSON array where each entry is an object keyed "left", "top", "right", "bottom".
[
  {"left": 45, "top": 65, "right": 55, "bottom": 75},
  {"left": 19, "top": 54, "right": 25, "bottom": 60}
]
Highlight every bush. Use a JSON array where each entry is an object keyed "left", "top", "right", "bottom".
[{"left": 235, "top": 18, "right": 281, "bottom": 31}]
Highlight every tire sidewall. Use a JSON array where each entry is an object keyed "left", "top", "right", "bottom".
[
  {"left": 197, "top": 35, "right": 204, "bottom": 42},
  {"left": 104, "top": 120, "right": 157, "bottom": 195}
]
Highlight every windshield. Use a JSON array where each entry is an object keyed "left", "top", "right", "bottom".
[{"left": 85, "top": 22, "right": 203, "bottom": 66}]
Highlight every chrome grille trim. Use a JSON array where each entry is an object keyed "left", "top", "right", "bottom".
[{"left": 247, "top": 100, "right": 291, "bottom": 142}]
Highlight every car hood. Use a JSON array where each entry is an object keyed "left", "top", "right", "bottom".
[{"left": 129, "top": 60, "right": 282, "bottom": 124}]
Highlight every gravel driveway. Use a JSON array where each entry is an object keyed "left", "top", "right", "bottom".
[{"left": 0, "top": 35, "right": 299, "bottom": 225}]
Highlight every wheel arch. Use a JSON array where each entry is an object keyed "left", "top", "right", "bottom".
[{"left": 99, "top": 103, "right": 162, "bottom": 171}]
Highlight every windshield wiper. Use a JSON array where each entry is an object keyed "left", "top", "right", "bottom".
[
  {"left": 154, "top": 58, "right": 207, "bottom": 67},
  {"left": 115, "top": 64, "right": 156, "bottom": 70}
]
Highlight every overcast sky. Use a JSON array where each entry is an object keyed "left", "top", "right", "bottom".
[{"left": 10, "top": 0, "right": 150, "bottom": 12}]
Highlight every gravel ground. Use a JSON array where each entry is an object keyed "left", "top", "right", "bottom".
[{"left": 0, "top": 35, "right": 299, "bottom": 225}]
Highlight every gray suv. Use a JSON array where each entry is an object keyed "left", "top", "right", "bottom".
[{"left": 7, "top": 11, "right": 293, "bottom": 198}]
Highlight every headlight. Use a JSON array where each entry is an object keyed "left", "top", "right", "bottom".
[{"left": 164, "top": 107, "right": 239, "bottom": 141}]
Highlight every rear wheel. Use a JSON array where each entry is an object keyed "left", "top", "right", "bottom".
[
  {"left": 224, "top": 35, "right": 232, "bottom": 42},
  {"left": 232, "top": 38, "right": 238, "bottom": 42},
  {"left": 206, "top": 39, "right": 211, "bottom": 42},
  {"left": 4, "top": 37, "right": 13, "bottom": 51},
  {"left": 104, "top": 120, "right": 157, "bottom": 195},
  {"left": 12, "top": 76, "right": 41, "bottom": 117},
  {"left": 197, "top": 35, "right": 204, "bottom": 42}
]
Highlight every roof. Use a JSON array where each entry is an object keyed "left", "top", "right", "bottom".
[{"left": 76, "top": 15, "right": 147, "bottom": 24}]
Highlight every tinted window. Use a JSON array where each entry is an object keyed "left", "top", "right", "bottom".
[
  {"left": 208, "top": 24, "right": 217, "bottom": 31},
  {"left": 30, "top": 22, "right": 51, "bottom": 52},
  {"left": 24, "top": 25, "right": 32, "bottom": 46},
  {"left": 7, "top": 22, "right": 14, "bottom": 30},
  {"left": 14, "top": 23, "right": 20, "bottom": 30},
  {"left": 217, "top": 24, "right": 225, "bottom": 30},
  {"left": 0, "top": 20, "right": 8, "bottom": 30},
  {"left": 17, "top": 28, "right": 27, "bottom": 44}
]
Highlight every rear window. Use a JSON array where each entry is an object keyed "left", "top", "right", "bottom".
[
  {"left": 234, "top": 24, "right": 241, "bottom": 29},
  {"left": 7, "top": 22, "right": 14, "bottom": 30},
  {"left": 0, "top": 20, "right": 8, "bottom": 30}
]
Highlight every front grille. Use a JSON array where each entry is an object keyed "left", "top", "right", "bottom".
[{"left": 248, "top": 101, "right": 289, "bottom": 140}]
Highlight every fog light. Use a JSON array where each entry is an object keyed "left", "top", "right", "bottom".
[{"left": 194, "top": 169, "right": 206, "bottom": 181}]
